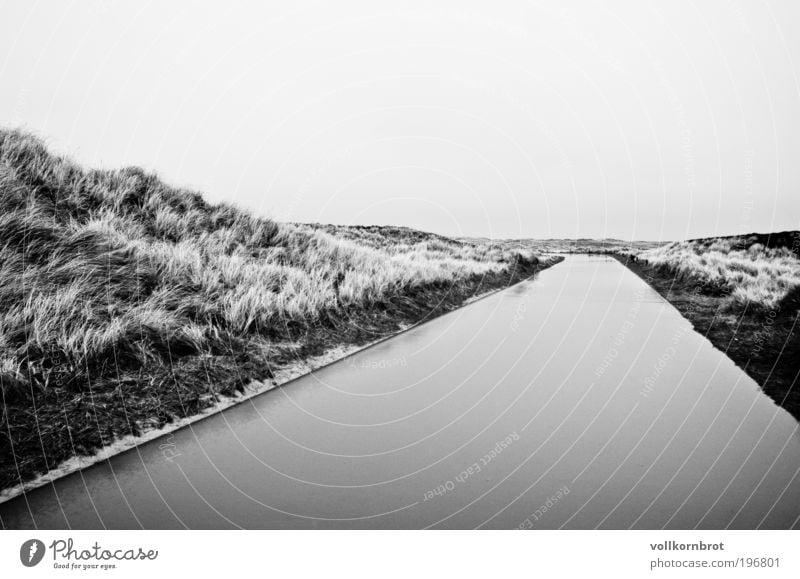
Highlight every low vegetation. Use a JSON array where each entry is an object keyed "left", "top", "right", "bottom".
[
  {"left": 617, "top": 232, "right": 800, "bottom": 418},
  {"left": 0, "top": 128, "right": 559, "bottom": 491},
  {"left": 511, "top": 238, "right": 665, "bottom": 255},
  {"left": 626, "top": 235, "right": 800, "bottom": 311}
]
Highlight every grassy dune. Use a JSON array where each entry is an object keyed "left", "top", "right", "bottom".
[
  {"left": 516, "top": 238, "right": 665, "bottom": 255},
  {"left": 0, "top": 129, "right": 559, "bottom": 491},
  {"left": 626, "top": 234, "right": 800, "bottom": 311},
  {"left": 617, "top": 233, "right": 800, "bottom": 418}
]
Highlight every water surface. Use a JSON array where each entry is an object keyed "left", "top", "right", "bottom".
[{"left": 2, "top": 255, "right": 798, "bottom": 529}]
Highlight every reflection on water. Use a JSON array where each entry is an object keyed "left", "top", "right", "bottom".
[{"left": 2, "top": 255, "right": 799, "bottom": 529}]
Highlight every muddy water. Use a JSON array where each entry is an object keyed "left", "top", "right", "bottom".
[{"left": 2, "top": 255, "right": 798, "bottom": 529}]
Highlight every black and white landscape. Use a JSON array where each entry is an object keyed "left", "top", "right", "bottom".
[{"left": 0, "top": 0, "right": 799, "bottom": 530}]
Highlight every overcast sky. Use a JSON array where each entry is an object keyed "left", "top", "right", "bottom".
[{"left": 1, "top": 0, "right": 799, "bottom": 240}]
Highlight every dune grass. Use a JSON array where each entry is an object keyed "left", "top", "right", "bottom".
[
  {"left": 627, "top": 235, "right": 800, "bottom": 311},
  {"left": 0, "top": 128, "right": 556, "bottom": 491},
  {"left": 508, "top": 238, "right": 666, "bottom": 255},
  {"left": 616, "top": 232, "right": 800, "bottom": 419}
]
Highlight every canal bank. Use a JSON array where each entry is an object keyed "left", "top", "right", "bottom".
[{"left": 3, "top": 256, "right": 798, "bottom": 530}]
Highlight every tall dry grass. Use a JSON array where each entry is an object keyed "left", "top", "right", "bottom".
[
  {"left": 631, "top": 236, "right": 800, "bottom": 310},
  {"left": 0, "top": 128, "right": 542, "bottom": 404}
]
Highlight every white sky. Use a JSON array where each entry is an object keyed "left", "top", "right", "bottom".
[{"left": 1, "top": 0, "right": 799, "bottom": 240}]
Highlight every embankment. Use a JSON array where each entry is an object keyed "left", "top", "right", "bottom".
[
  {"left": 0, "top": 127, "right": 563, "bottom": 495},
  {"left": 615, "top": 254, "right": 800, "bottom": 420}
]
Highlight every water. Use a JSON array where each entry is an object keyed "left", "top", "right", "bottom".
[{"left": 2, "top": 255, "right": 799, "bottom": 529}]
